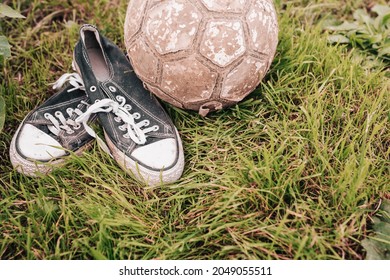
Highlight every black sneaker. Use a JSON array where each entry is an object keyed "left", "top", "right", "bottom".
[
  {"left": 10, "top": 73, "right": 95, "bottom": 176},
  {"left": 73, "top": 24, "right": 184, "bottom": 185}
]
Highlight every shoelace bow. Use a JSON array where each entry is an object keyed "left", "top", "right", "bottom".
[{"left": 45, "top": 73, "right": 88, "bottom": 136}]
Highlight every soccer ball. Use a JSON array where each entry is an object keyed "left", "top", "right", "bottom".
[{"left": 124, "top": 0, "right": 278, "bottom": 116}]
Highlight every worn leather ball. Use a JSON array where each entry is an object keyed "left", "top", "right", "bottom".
[{"left": 124, "top": 0, "right": 278, "bottom": 116}]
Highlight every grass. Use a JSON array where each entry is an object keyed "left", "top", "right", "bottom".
[{"left": 0, "top": 0, "right": 389, "bottom": 260}]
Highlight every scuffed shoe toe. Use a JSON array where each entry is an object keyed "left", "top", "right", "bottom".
[{"left": 17, "top": 124, "right": 66, "bottom": 161}]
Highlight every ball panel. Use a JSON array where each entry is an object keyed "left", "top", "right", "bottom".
[
  {"left": 246, "top": 0, "right": 278, "bottom": 55},
  {"left": 200, "top": 19, "right": 246, "bottom": 68},
  {"left": 145, "top": 0, "right": 202, "bottom": 55},
  {"left": 127, "top": 39, "right": 160, "bottom": 84},
  {"left": 124, "top": 0, "right": 148, "bottom": 42},
  {"left": 200, "top": 0, "right": 249, "bottom": 13},
  {"left": 221, "top": 57, "right": 267, "bottom": 101},
  {"left": 161, "top": 55, "right": 218, "bottom": 103},
  {"left": 145, "top": 84, "right": 184, "bottom": 109}
]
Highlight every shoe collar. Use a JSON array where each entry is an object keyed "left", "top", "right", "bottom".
[
  {"left": 79, "top": 24, "right": 113, "bottom": 82},
  {"left": 80, "top": 24, "right": 100, "bottom": 43}
]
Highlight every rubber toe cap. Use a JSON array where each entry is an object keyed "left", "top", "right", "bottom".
[
  {"left": 17, "top": 124, "right": 66, "bottom": 161},
  {"left": 132, "top": 138, "right": 177, "bottom": 170}
]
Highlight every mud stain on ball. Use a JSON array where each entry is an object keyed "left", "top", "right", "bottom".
[{"left": 125, "top": 0, "right": 278, "bottom": 116}]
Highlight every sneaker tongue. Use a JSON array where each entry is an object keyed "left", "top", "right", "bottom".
[
  {"left": 144, "top": 136, "right": 169, "bottom": 145},
  {"left": 69, "top": 101, "right": 89, "bottom": 121}
]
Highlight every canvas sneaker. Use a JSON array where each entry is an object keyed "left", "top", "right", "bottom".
[
  {"left": 10, "top": 73, "right": 94, "bottom": 176},
  {"left": 73, "top": 24, "right": 184, "bottom": 185}
]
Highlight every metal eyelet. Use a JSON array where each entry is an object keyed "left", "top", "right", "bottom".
[
  {"left": 133, "top": 112, "right": 141, "bottom": 119},
  {"left": 114, "top": 116, "right": 121, "bottom": 123},
  {"left": 123, "top": 134, "right": 130, "bottom": 139},
  {"left": 74, "top": 124, "right": 81, "bottom": 130},
  {"left": 55, "top": 111, "right": 62, "bottom": 117},
  {"left": 44, "top": 113, "right": 50, "bottom": 119},
  {"left": 90, "top": 86, "right": 97, "bottom": 92},
  {"left": 153, "top": 125, "right": 159, "bottom": 131},
  {"left": 116, "top": 95, "right": 125, "bottom": 103},
  {"left": 66, "top": 108, "right": 73, "bottom": 115},
  {"left": 119, "top": 125, "right": 126, "bottom": 131},
  {"left": 144, "top": 119, "right": 150, "bottom": 126},
  {"left": 109, "top": 86, "right": 117, "bottom": 92},
  {"left": 66, "top": 129, "right": 74, "bottom": 135}
]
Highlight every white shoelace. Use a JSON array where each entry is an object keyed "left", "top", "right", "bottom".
[
  {"left": 44, "top": 73, "right": 87, "bottom": 136},
  {"left": 52, "top": 72, "right": 85, "bottom": 92},
  {"left": 75, "top": 96, "right": 158, "bottom": 151}
]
